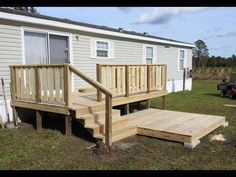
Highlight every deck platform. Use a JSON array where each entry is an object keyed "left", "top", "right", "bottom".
[{"left": 126, "top": 109, "right": 227, "bottom": 148}]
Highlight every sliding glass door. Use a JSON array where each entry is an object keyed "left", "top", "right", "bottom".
[
  {"left": 24, "top": 31, "right": 69, "bottom": 64},
  {"left": 24, "top": 31, "right": 49, "bottom": 64}
]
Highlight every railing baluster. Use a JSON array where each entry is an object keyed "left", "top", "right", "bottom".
[{"left": 96, "top": 64, "right": 102, "bottom": 102}]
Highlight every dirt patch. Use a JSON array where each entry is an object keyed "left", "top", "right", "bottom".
[{"left": 115, "top": 142, "right": 138, "bottom": 151}]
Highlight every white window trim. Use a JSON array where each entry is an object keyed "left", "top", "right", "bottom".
[
  {"left": 21, "top": 26, "right": 74, "bottom": 91},
  {"left": 177, "top": 49, "right": 187, "bottom": 72},
  {"left": 96, "top": 40, "right": 109, "bottom": 59},
  {"left": 143, "top": 44, "right": 157, "bottom": 64},
  {"left": 93, "top": 39, "right": 114, "bottom": 59}
]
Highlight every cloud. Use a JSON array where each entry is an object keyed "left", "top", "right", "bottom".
[
  {"left": 210, "top": 45, "right": 230, "bottom": 52},
  {"left": 201, "top": 28, "right": 236, "bottom": 40},
  {"left": 117, "top": 7, "right": 132, "bottom": 13},
  {"left": 134, "top": 7, "right": 210, "bottom": 25}
]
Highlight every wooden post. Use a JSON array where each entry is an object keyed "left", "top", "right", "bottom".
[
  {"left": 147, "top": 99, "right": 151, "bottom": 109},
  {"left": 97, "top": 64, "right": 102, "bottom": 102},
  {"left": 36, "top": 111, "right": 42, "bottom": 131},
  {"left": 125, "top": 65, "right": 130, "bottom": 97},
  {"left": 12, "top": 106, "right": 19, "bottom": 127},
  {"left": 105, "top": 94, "right": 112, "bottom": 146},
  {"left": 147, "top": 65, "right": 151, "bottom": 93},
  {"left": 183, "top": 68, "right": 186, "bottom": 92},
  {"left": 65, "top": 115, "right": 72, "bottom": 137},
  {"left": 162, "top": 96, "right": 167, "bottom": 110},
  {"left": 124, "top": 103, "right": 129, "bottom": 114},
  {"left": 10, "top": 66, "right": 16, "bottom": 101},
  {"left": 35, "top": 67, "right": 42, "bottom": 102},
  {"left": 163, "top": 65, "right": 167, "bottom": 90},
  {"left": 64, "top": 64, "right": 72, "bottom": 107}
]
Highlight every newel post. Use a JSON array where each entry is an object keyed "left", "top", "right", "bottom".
[
  {"left": 97, "top": 64, "right": 102, "bottom": 102},
  {"left": 64, "top": 64, "right": 72, "bottom": 107}
]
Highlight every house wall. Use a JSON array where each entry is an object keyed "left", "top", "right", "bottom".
[{"left": 0, "top": 19, "right": 193, "bottom": 122}]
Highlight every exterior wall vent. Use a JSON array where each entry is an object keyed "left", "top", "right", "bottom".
[
  {"left": 118, "top": 28, "right": 123, "bottom": 32},
  {"left": 144, "top": 32, "right": 148, "bottom": 36}
]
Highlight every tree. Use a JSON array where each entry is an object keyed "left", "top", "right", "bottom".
[
  {"left": 192, "top": 40, "right": 209, "bottom": 68},
  {"left": 13, "top": 7, "right": 38, "bottom": 14}
]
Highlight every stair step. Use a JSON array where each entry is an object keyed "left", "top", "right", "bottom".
[
  {"left": 85, "top": 117, "right": 129, "bottom": 135},
  {"left": 78, "top": 109, "right": 121, "bottom": 125},
  {"left": 76, "top": 104, "right": 106, "bottom": 117},
  {"left": 94, "top": 126, "right": 137, "bottom": 143}
]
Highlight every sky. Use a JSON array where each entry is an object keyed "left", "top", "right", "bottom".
[{"left": 37, "top": 7, "right": 236, "bottom": 58}]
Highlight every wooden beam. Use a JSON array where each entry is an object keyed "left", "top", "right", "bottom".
[
  {"left": 36, "top": 111, "right": 42, "bottom": 131},
  {"left": 105, "top": 94, "right": 112, "bottom": 146},
  {"left": 125, "top": 65, "right": 130, "bottom": 97},
  {"left": 11, "top": 101, "right": 70, "bottom": 115},
  {"left": 96, "top": 64, "right": 102, "bottom": 102},
  {"left": 162, "top": 95, "right": 167, "bottom": 110},
  {"left": 112, "top": 90, "right": 168, "bottom": 106},
  {"left": 65, "top": 115, "right": 72, "bottom": 136},
  {"left": 224, "top": 104, "right": 236, "bottom": 108}
]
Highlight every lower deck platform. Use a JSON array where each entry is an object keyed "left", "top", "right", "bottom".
[{"left": 126, "top": 109, "right": 228, "bottom": 148}]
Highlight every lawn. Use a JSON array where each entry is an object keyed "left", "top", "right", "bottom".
[{"left": 0, "top": 80, "right": 236, "bottom": 170}]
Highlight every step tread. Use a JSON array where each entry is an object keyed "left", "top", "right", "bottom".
[
  {"left": 94, "top": 125, "right": 137, "bottom": 139},
  {"left": 85, "top": 117, "right": 128, "bottom": 129},
  {"left": 77, "top": 109, "right": 120, "bottom": 119}
]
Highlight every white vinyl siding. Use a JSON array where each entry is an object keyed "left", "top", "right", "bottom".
[{"left": 0, "top": 23, "right": 22, "bottom": 99}]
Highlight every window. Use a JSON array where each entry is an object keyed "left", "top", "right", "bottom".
[
  {"left": 24, "top": 30, "right": 70, "bottom": 64},
  {"left": 146, "top": 46, "right": 153, "bottom": 64},
  {"left": 179, "top": 49, "right": 185, "bottom": 70},
  {"left": 96, "top": 41, "right": 108, "bottom": 57}
]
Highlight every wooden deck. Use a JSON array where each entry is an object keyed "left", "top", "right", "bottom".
[{"left": 126, "top": 109, "right": 228, "bottom": 148}]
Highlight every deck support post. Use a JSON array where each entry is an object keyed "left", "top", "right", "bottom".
[
  {"left": 162, "top": 96, "right": 167, "bottom": 110},
  {"left": 12, "top": 106, "right": 19, "bottom": 127},
  {"left": 124, "top": 103, "right": 130, "bottom": 114},
  {"left": 147, "top": 99, "right": 151, "bottom": 109},
  {"left": 65, "top": 115, "right": 72, "bottom": 137},
  {"left": 36, "top": 111, "right": 42, "bottom": 131}
]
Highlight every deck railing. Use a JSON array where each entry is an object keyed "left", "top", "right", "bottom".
[
  {"left": 96, "top": 64, "right": 167, "bottom": 101},
  {"left": 10, "top": 64, "right": 113, "bottom": 146}
]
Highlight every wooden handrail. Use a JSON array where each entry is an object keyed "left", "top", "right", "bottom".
[{"left": 69, "top": 65, "right": 112, "bottom": 96}]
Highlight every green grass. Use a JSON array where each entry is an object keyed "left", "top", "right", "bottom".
[{"left": 0, "top": 80, "right": 236, "bottom": 170}]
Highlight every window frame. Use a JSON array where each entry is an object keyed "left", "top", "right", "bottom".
[
  {"left": 95, "top": 40, "right": 109, "bottom": 59},
  {"left": 145, "top": 45, "right": 154, "bottom": 64},
  {"left": 178, "top": 49, "right": 187, "bottom": 71}
]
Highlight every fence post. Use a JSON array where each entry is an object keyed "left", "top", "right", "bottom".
[
  {"left": 97, "top": 64, "right": 102, "bottom": 102},
  {"left": 64, "top": 64, "right": 72, "bottom": 107},
  {"left": 35, "top": 66, "right": 41, "bottom": 102},
  {"left": 125, "top": 65, "right": 130, "bottom": 97}
]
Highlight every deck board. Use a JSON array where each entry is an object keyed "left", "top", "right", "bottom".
[{"left": 128, "top": 109, "right": 226, "bottom": 144}]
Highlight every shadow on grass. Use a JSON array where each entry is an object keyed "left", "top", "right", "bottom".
[
  {"left": 204, "top": 93, "right": 222, "bottom": 98},
  {"left": 17, "top": 108, "right": 96, "bottom": 143}
]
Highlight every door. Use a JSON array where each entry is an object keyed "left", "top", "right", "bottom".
[{"left": 49, "top": 34, "right": 69, "bottom": 64}]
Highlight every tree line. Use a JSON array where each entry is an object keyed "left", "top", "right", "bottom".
[{"left": 193, "top": 40, "right": 236, "bottom": 68}]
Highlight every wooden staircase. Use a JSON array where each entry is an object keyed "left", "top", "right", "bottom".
[{"left": 75, "top": 105, "right": 137, "bottom": 143}]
